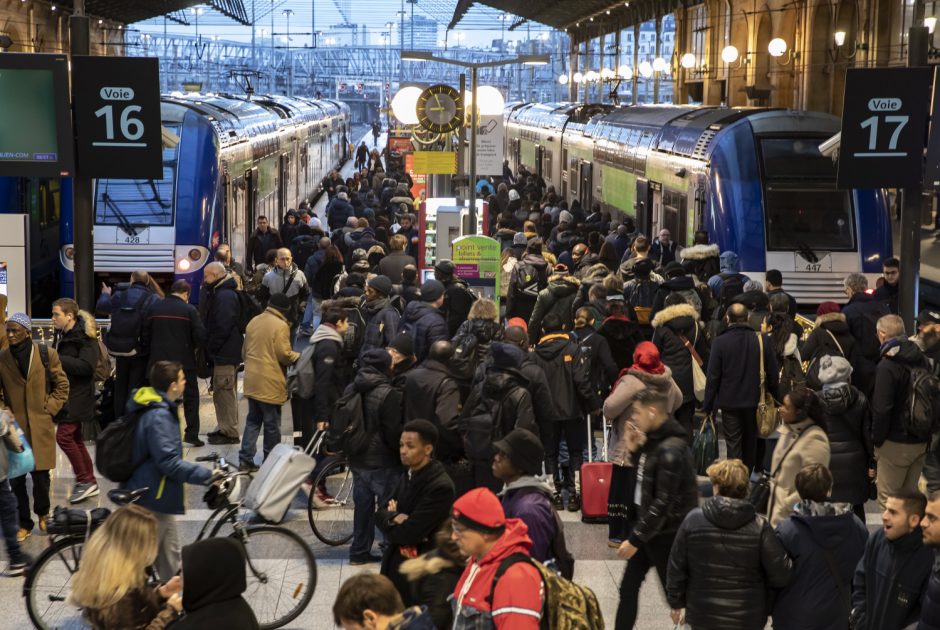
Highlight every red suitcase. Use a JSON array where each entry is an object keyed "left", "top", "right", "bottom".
[{"left": 580, "top": 415, "right": 612, "bottom": 523}]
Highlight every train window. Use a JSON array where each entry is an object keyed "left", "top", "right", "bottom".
[
  {"left": 759, "top": 138, "right": 836, "bottom": 180},
  {"left": 764, "top": 186, "right": 855, "bottom": 252},
  {"left": 94, "top": 123, "right": 180, "bottom": 227}
]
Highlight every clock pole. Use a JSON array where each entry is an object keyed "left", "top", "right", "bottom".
[{"left": 468, "top": 65, "right": 479, "bottom": 235}]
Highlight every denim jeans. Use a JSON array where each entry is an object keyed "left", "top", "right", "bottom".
[
  {"left": 239, "top": 398, "right": 283, "bottom": 466},
  {"left": 300, "top": 295, "right": 320, "bottom": 331},
  {"left": 0, "top": 479, "right": 25, "bottom": 565},
  {"left": 350, "top": 466, "right": 399, "bottom": 558}
]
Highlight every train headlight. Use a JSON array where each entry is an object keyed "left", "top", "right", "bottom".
[
  {"left": 177, "top": 258, "right": 192, "bottom": 272},
  {"left": 174, "top": 246, "right": 210, "bottom": 272}
]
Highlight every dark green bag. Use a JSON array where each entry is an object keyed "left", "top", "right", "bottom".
[{"left": 693, "top": 414, "right": 718, "bottom": 476}]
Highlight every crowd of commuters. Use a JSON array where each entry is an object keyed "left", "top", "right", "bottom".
[{"left": 3, "top": 155, "right": 940, "bottom": 630}]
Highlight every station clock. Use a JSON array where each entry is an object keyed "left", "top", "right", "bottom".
[{"left": 416, "top": 84, "right": 464, "bottom": 133}]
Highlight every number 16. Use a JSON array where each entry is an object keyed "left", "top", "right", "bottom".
[{"left": 860, "top": 115, "right": 909, "bottom": 151}]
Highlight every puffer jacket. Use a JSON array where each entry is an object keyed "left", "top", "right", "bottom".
[
  {"left": 123, "top": 387, "right": 213, "bottom": 514},
  {"left": 818, "top": 383, "right": 873, "bottom": 506},
  {"left": 462, "top": 366, "right": 538, "bottom": 439},
  {"left": 451, "top": 318, "right": 503, "bottom": 395},
  {"left": 650, "top": 274, "right": 702, "bottom": 319},
  {"left": 920, "top": 563, "right": 940, "bottom": 630},
  {"left": 400, "top": 546, "right": 465, "bottom": 630},
  {"left": 359, "top": 295, "right": 403, "bottom": 357},
  {"left": 527, "top": 274, "right": 580, "bottom": 344},
  {"left": 605, "top": 369, "right": 683, "bottom": 466},
  {"left": 531, "top": 333, "right": 599, "bottom": 421},
  {"left": 627, "top": 417, "right": 699, "bottom": 545},
  {"left": 451, "top": 519, "right": 543, "bottom": 630},
  {"left": 598, "top": 315, "right": 643, "bottom": 370},
  {"left": 872, "top": 337, "right": 930, "bottom": 446},
  {"left": 499, "top": 477, "right": 557, "bottom": 563},
  {"left": 651, "top": 304, "right": 707, "bottom": 404},
  {"left": 804, "top": 313, "right": 862, "bottom": 389},
  {"left": 399, "top": 301, "right": 449, "bottom": 364},
  {"left": 53, "top": 312, "right": 99, "bottom": 423},
  {"left": 679, "top": 243, "right": 720, "bottom": 283},
  {"left": 666, "top": 496, "right": 792, "bottom": 630},
  {"left": 572, "top": 326, "right": 618, "bottom": 400},
  {"left": 345, "top": 365, "right": 403, "bottom": 470},
  {"left": 203, "top": 276, "right": 243, "bottom": 365}
]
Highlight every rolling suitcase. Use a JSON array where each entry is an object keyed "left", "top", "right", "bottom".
[
  {"left": 580, "top": 415, "right": 612, "bottom": 524},
  {"left": 242, "top": 433, "right": 322, "bottom": 523}
]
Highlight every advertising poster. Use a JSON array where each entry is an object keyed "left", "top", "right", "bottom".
[{"left": 451, "top": 235, "right": 501, "bottom": 305}]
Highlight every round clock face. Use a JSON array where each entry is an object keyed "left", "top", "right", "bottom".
[{"left": 417, "top": 84, "right": 463, "bottom": 133}]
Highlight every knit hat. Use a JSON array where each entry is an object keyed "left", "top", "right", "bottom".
[
  {"left": 434, "top": 260, "right": 455, "bottom": 276},
  {"left": 506, "top": 317, "right": 528, "bottom": 333},
  {"left": 817, "top": 355, "right": 853, "bottom": 385},
  {"left": 508, "top": 189, "right": 520, "bottom": 201},
  {"left": 267, "top": 293, "right": 291, "bottom": 314},
  {"left": 493, "top": 429, "right": 544, "bottom": 477},
  {"left": 7, "top": 312, "right": 30, "bottom": 330},
  {"left": 368, "top": 275, "right": 393, "bottom": 296},
  {"left": 630, "top": 341, "right": 665, "bottom": 374},
  {"left": 633, "top": 258, "right": 654, "bottom": 278},
  {"left": 663, "top": 261, "right": 685, "bottom": 278},
  {"left": 420, "top": 279, "right": 445, "bottom": 302},
  {"left": 452, "top": 487, "right": 506, "bottom": 534},
  {"left": 513, "top": 232, "right": 528, "bottom": 246},
  {"left": 559, "top": 210, "right": 574, "bottom": 224},
  {"left": 360, "top": 347, "right": 392, "bottom": 372},
  {"left": 388, "top": 332, "right": 414, "bottom": 357},
  {"left": 490, "top": 342, "right": 525, "bottom": 369},
  {"left": 816, "top": 301, "right": 841, "bottom": 317}
]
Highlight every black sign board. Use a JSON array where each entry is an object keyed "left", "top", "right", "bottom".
[
  {"left": 72, "top": 56, "right": 162, "bottom": 179},
  {"left": 925, "top": 67, "right": 940, "bottom": 189},
  {"left": 837, "top": 67, "right": 932, "bottom": 189}
]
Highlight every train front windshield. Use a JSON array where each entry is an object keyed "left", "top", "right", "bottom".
[
  {"left": 93, "top": 123, "right": 179, "bottom": 228},
  {"left": 761, "top": 138, "right": 855, "bottom": 252}
]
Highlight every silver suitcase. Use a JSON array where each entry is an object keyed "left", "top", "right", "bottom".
[{"left": 242, "top": 435, "right": 320, "bottom": 523}]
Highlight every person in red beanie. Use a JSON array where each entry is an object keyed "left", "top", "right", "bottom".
[
  {"left": 802, "top": 300, "right": 861, "bottom": 391},
  {"left": 450, "top": 488, "right": 543, "bottom": 629},
  {"left": 603, "top": 341, "right": 682, "bottom": 547}
]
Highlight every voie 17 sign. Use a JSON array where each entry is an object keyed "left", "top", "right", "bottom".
[
  {"left": 837, "top": 67, "right": 932, "bottom": 189},
  {"left": 72, "top": 56, "right": 162, "bottom": 180}
]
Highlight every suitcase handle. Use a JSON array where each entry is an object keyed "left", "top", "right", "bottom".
[
  {"left": 586, "top": 414, "right": 610, "bottom": 463},
  {"left": 305, "top": 429, "right": 327, "bottom": 456}
]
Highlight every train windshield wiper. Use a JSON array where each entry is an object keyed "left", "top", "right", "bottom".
[
  {"left": 796, "top": 240, "right": 819, "bottom": 263},
  {"left": 101, "top": 192, "right": 138, "bottom": 237}
]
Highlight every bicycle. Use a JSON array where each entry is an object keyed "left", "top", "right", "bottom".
[
  {"left": 305, "top": 431, "right": 354, "bottom": 546},
  {"left": 24, "top": 454, "right": 317, "bottom": 630}
]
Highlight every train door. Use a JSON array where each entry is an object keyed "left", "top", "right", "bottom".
[
  {"left": 511, "top": 138, "right": 521, "bottom": 172},
  {"left": 579, "top": 161, "right": 593, "bottom": 210},
  {"left": 278, "top": 154, "right": 289, "bottom": 215},
  {"left": 649, "top": 181, "right": 663, "bottom": 237},
  {"left": 222, "top": 175, "right": 232, "bottom": 246},
  {"left": 245, "top": 167, "right": 258, "bottom": 253},
  {"left": 661, "top": 188, "right": 689, "bottom": 245},
  {"left": 636, "top": 179, "right": 651, "bottom": 234},
  {"left": 536, "top": 145, "right": 545, "bottom": 180}
]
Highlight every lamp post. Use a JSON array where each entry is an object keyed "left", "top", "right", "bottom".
[
  {"left": 401, "top": 51, "right": 550, "bottom": 234},
  {"left": 283, "top": 9, "right": 294, "bottom": 96}
]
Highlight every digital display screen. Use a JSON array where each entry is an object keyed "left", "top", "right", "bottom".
[{"left": 0, "top": 69, "right": 59, "bottom": 164}]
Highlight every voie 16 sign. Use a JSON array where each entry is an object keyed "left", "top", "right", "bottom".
[
  {"left": 71, "top": 56, "right": 163, "bottom": 180},
  {"left": 837, "top": 67, "right": 932, "bottom": 190}
]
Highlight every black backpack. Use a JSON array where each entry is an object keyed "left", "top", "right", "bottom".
[
  {"left": 514, "top": 260, "right": 546, "bottom": 299},
  {"left": 903, "top": 366, "right": 940, "bottom": 440},
  {"left": 327, "top": 390, "right": 373, "bottom": 455},
  {"left": 342, "top": 305, "right": 367, "bottom": 360},
  {"left": 290, "top": 235, "right": 319, "bottom": 270},
  {"left": 715, "top": 272, "right": 746, "bottom": 314},
  {"left": 235, "top": 290, "right": 263, "bottom": 333},
  {"left": 450, "top": 331, "right": 481, "bottom": 382},
  {"left": 626, "top": 278, "right": 658, "bottom": 325},
  {"left": 104, "top": 290, "right": 151, "bottom": 356},
  {"left": 95, "top": 407, "right": 147, "bottom": 482}
]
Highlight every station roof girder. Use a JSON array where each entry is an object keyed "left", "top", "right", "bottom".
[{"left": 54, "top": 0, "right": 250, "bottom": 26}]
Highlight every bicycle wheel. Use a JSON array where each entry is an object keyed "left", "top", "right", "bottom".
[
  {"left": 307, "top": 457, "right": 354, "bottom": 546},
  {"left": 229, "top": 525, "right": 317, "bottom": 630},
  {"left": 24, "top": 538, "right": 90, "bottom": 630}
]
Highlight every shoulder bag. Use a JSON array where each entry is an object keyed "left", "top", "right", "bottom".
[
  {"left": 679, "top": 326, "right": 706, "bottom": 402},
  {"left": 748, "top": 425, "right": 807, "bottom": 514},
  {"left": 756, "top": 333, "right": 778, "bottom": 438}
]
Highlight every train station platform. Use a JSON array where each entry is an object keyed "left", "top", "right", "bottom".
[{"left": 310, "top": 127, "right": 383, "bottom": 219}]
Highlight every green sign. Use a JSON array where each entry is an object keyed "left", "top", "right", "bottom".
[{"left": 451, "top": 235, "right": 501, "bottom": 305}]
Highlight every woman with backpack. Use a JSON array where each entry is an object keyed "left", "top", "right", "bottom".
[
  {"left": 450, "top": 299, "right": 503, "bottom": 401},
  {"left": 51, "top": 298, "right": 100, "bottom": 504},
  {"left": 573, "top": 307, "right": 618, "bottom": 405},
  {"left": 802, "top": 301, "right": 860, "bottom": 390}
]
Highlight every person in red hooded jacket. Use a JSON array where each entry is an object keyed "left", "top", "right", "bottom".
[{"left": 450, "top": 488, "right": 544, "bottom": 629}]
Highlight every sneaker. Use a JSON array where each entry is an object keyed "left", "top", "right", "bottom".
[
  {"left": 37, "top": 515, "right": 48, "bottom": 534},
  {"left": 567, "top": 493, "right": 581, "bottom": 513},
  {"left": 349, "top": 553, "right": 382, "bottom": 566},
  {"left": 15, "top": 528, "right": 30, "bottom": 543},
  {"left": 207, "top": 433, "right": 240, "bottom": 445},
  {"left": 551, "top": 492, "right": 564, "bottom": 511},
  {"left": 184, "top": 435, "right": 206, "bottom": 447},
  {"left": 69, "top": 483, "right": 100, "bottom": 504},
  {"left": 4, "top": 557, "right": 30, "bottom": 577},
  {"left": 239, "top": 462, "right": 259, "bottom": 473}
]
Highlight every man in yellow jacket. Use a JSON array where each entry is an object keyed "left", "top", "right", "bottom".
[{"left": 238, "top": 293, "right": 300, "bottom": 472}]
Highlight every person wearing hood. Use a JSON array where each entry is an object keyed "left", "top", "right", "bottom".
[
  {"left": 434, "top": 260, "right": 478, "bottom": 338},
  {"left": 359, "top": 275, "right": 403, "bottom": 357},
  {"left": 815, "top": 356, "right": 873, "bottom": 519},
  {"left": 50, "top": 299, "right": 101, "bottom": 503},
  {"left": 506, "top": 239, "right": 549, "bottom": 323},
  {"left": 201, "top": 263, "right": 243, "bottom": 445},
  {"left": 344, "top": 226, "right": 385, "bottom": 268},
  {"left": 527, "top": 263, "right": 581, "bottom": 345},
  {"left": 605, "top": 342, "right": 683, "bottom": 544},
  {"left": 679, "top": 230, "right": 720, "bottom": 283},
  {"left": 450, "top": 488, "right": 544, "bottom": 630},
  {"left": 505, "top": 188, "right": 523, "bottom": 226},
  {"left": 404, "top": 341, "right": 462, "bottom": 463},
  {"left": 851, "top": 492, "right": 934, "bottom": 630},
  {"left": 624, "top": 257, "right": 661, "bottom": 332},
  {"left": 615, "top": 386, "right": 699, "bottom": 629},
  {"left": 493, "top": 429, "right": 559, "bottom": 564},
  {"left": 707, "top": 250, "right": 751, "bottom": 302},
  {"left": 803, "top": 301, "right": 862, "bottom": 390},
  {"left": 399, "top": 522, "right": 467, "bottom": 629},
  {"left": 532, "top": 313, "right": 602, "bottom": 511},
  {"left": 172, "top": 538, "right": 259, "bottom": 630},
  {"left": 460, "top": 342, "right": 538, "bottom": 493},
  {"left": 295, "top": 307, "right": 349, "bottom": 456},
  {"left": 328, "top": 191, "right": 355, "bottom": 231},
  {"left": 239, "top": 294, "right": 300, "bottom": 471},
  {"left": 651, "top": 295, "right": 708, "bottom": 442},
  {"left": 871, "top": 314, "right": 931, "bottom": 508},
  {"left": 245, "top": 215, "right": 282, "bottom": 271},
  {"left": 650, "top": 262, "right": 703, "bottom": 320},
  {"left": 123, "top": 361, "right": 216, "bottom": 578},
  {"left": 261, "top": 248, "right": 309, "bottom": 336},
  {"left": 376, "top": 420, "right": 455, "bottom": 604},
  {"left": 498, "top": 326, "right": 557, "bottom": 440},
  {"left": 666, "top": 459, "right": 792, "bottom": 630},
  {"left": 279, "top": 209, "right": 301, "bottom": 247},
  {"left": 347, "top": 349, "right": 404, "bottom": 565},
  {"left": 334, "top": 573, "right": 437, "bottom": 630},
  {"left": 773, "top": 464, "right": 867, "bottom": 630},
  {"left": 599, "top": 294, "right": 644, "bottom": 371},
  {"left": 398, "top": 280, "right": 448, "bottom": 364}
]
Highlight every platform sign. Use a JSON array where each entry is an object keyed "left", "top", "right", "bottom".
[
  {"left": 413, "top": 150, "right": 457, "bottom": 174},
  {"left": 476, "top": 114, "right": 505, "bottom": 176},
  {"left": 71, "top": 56, "right": 163, "bottom": 179},
  {"left": 838, "top": 67, "right": 932, "bottom": 189},
  {"left": 452, "top": 235, "right": 500, "bottom": 304}
]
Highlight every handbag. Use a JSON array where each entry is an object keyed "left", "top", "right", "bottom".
[
  {"left": 755, "top": 334, "right": 778, "bottom": 438},
  {"left": 748, "top": 426, "right": 808, "bottom": 515},
  {"left": 679, "top": 328, "right": 706, "bottom": 402},
  {"left": 692, "top": 414, "right": 718, "bottom": 475},
  {"left": 6, "top": 419, "right": 36, "bottom": 479}
]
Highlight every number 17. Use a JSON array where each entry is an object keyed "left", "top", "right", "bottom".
[{"left": 860, "top": 115, "right": 909, "bottom": 151}]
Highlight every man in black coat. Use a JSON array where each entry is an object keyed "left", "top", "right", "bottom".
[
  {"left": 358, "top": 276, "right": 402, "bottom": 358},
  {"left": 403, "top": 341, "right": 461, "bottom": 463},
  {"left": 327, "top": 192, "right": 355, "bottom": 231},
  {"left": 398, "top": 280, "right": 448, "bottom": 364},
  {"left": 702, "top": 303, "right": 779, "bottom": 472},
  {"left": 616, "top": 386, "right": 699, "bottom": 630},
  {"left": 201, "top": 263, "right": 243, "bottom": 445},
  {"left": 300, "top": 307, "right": 348, "bottom": 450},
  {"left": 919, "top": 491, "right": 940, "bottom": 630},
  {"left": 433, "top": 260, "right": 477, "bottom": 338},
  {"left": 245, "top": 216, "right": 281, "bottom": 271},
  {"left": 851, "top": 493, "right": 934, "bottom": 630},
  {"left": 143, "top": 280, "right": 207, "bottom": 446},
  {"left": 501, "top": 325, "right": 557, "bottom": 436},
  {"left": 842, "top": 272, "right": 890, "bottom": 395},
  {"left": 376, "top": 420, "right": 455, "bottom": 605}
]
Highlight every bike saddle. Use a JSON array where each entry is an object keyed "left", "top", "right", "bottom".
[{"left": 107, "top": 487, "right": 149, "bottom": 506}]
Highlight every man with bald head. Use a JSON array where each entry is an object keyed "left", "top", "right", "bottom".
[
  {"left": 702, "top": 301, "right": 780, "bottom": 471},
  {"left": 202, "top": 261, "right": 244, "bottom": 444}
]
